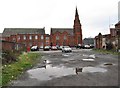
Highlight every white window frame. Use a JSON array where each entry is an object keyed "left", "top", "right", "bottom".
[
  {"left": 35, "top": 35, "right": 38, "bottom": 40},
  {"left": 29, "top": 35, "right": 32, "bottom": 40},
  {"left": 41, "top": 35, "right": 44, "bottom": 40},
  {"left": 23, "top": 35, "right": 26, "bottom": 40}
]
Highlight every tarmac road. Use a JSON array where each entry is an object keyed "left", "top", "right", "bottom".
[{"left": 9, "top": 49, "right": 118, "bottom": 86}]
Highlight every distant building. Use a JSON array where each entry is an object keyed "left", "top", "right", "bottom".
[
  {"left": 115, "top": 21, "right": 120, "bottom": 28},
  {"left": 2, "top": 28, "right": 45, "bottom": 48},
  {"left": 95, "top": 33, "right": 103, "bottom": 49},
  {"left": 83, "top": 38, "right": 94, "bottom": 46},
  {"left": 95, "top": 22, "right": 120, "bottom": 50},
  {"left": 118, "top": 1, "right": 120, "bottom": 21}
]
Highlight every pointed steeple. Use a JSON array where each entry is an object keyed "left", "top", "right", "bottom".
[
  {"left": 75, "top": 7, "right": 78, "bottom": 16},
  {"left": 74, "top": 6, "right": 80, "bottom": 24}
]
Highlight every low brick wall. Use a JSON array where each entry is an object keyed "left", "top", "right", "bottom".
[{"left": 1, "top": 40, "right": 25, "bottom": 51}]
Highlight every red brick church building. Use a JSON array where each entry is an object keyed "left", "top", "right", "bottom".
[{"left": 50, "top": 7, "right": 82, "bottom": 46}]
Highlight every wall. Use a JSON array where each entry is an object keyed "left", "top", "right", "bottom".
[{"left": 1, "top": 40, "right": 25, "bottom": 51}]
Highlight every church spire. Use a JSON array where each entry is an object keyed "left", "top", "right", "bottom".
[
  {"left": 74, "top": 6, "right": 80, "bottom": 23},
  {"left": 75, "top": 7, "right": 78, "bottom": 16},
  {"left": 73, "top": 6, "right": 82, "bottom": 45}
]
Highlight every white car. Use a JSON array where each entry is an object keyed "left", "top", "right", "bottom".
[
  {"left": 59, "top": 46, "right": 63, "bottom": 50},
  {"left": 84, "top": 45, "right": 90, "bottom": 49},
  {"left": 51, "top": 46, "right": 57, "bottom": 50},
  {"left": 31, "top": 46, "right": 39, "bottom": 51},
  {"left": 62, "top": 46, "right": 72, "bottom": 52}
]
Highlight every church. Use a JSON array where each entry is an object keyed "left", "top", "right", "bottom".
[{"left": 50, "top": 7, "right": 82, "bottom": 47}]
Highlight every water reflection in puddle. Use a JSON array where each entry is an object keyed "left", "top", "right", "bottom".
[
  {"left": 75, "top": 67, "right": 107, "bottom": 74},
  {"left": 82, "top": 67, "right": 107, "bottom": 73},
  {"left": 27, "top": 64, "right": 75, "bottom": 81},
  {"left": 83, "top": 54, "right": 95, "bottom": 59},
  {"left": 62, "top": 54, "right": 69, "bottom": 57},
  {"left": 45, "top": 60, "right": 51, "bottom": 64},
  {"left": 27, "top": 63, "right": 107, "bottom": 81},
  {"left": 89, "top": 54, "right": 95, "bottom": 58},
  {"left": 62, "top": 53, "right": 73, "bottom": 57},
  {"left": 82, "top": 59, "right": 95, "bottom": 61}
]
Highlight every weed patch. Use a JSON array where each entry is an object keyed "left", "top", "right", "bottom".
[{"left": 2, "top": 52, "right": 41, "bottom": 86}]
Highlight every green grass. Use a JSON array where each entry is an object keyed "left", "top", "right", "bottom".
[
  {"left": 0, "top": 66, "right": 2, "bottom": 87},
  {"left": 93, "top": 49, "right": 120, "bottom": 55},
  {"left": 2, "top": 52, "right": 41, "bottom": 86}
]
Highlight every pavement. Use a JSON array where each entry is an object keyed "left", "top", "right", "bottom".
[{"left": 9, "top": 49, "right": 118, "bottom": 86}]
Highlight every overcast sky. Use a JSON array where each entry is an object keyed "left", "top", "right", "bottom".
[{"left": 0, "top": 0, "right": 119, "bottom": 38}]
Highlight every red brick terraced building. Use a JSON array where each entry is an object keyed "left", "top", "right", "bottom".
[{"left": 2, "top": 28, "right": 46, "bottom": 49}]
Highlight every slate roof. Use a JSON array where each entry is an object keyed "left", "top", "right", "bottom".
[
  {"left": 2, "top": 28, "right": 45, "bottom": 37},
  {"left": 51, "top": 28, "right": 73, "bottom": 35}
]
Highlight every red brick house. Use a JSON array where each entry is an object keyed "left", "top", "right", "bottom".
[{"left": 50, "top": 7, "right": 82, "bottom": 47}]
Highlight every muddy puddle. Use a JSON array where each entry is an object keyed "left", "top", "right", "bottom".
[
  {"left": 82, "top": 59, "right": 95, "bottom": 61},
  {"left": 27, "top": 64, "right": 75, "bottom": 81},
  {"left": 82, "top": 67, "right": 107, "bottom": 73},
  {"left": 89, "top": 54, "right": 95, "bottom": 58},
  {"left": 62, "top": 53, "right": 73, "bottom": 57},
  {"left": 27, "top": 60, "right": 107, "bottom": 81},
  {"left": 82, "top": 54, "right": 95, "bottom": 58}
]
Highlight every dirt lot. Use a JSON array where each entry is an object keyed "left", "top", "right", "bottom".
[{"left": 9, "top": 49, "right": 118, "bottom": 86}]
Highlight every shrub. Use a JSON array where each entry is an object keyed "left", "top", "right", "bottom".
[
  {"left": 106, "top": 42, "right": 113, "bottom": 50},
  {"left": 2, "top": 50, "right": 18, "bottom": 64}
]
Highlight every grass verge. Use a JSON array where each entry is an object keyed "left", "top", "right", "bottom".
[
  {"left": 93, "top": 49, "right": 120, "bottom": 55},
  {"left": 2, "top": 52, "right": 41, "bottom": 86}
]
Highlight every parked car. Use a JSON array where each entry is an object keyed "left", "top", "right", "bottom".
[
  {"left": 51, "top": 46, "right": 57, "bottom": 50},
  {"left": 76, "top": 44, "right": 82, "bottom": 49},
  {"left": 40, "top": 46, "right": 44, "bottom": 49},
  {"left": 31, "top": 46, "right": 39, "bottom": 51},
  {"left": 84, "top": 45, "right": 90, "bottom": 49},
  {"left": 43, "top": 46, "right": 50, "bottom": 51},
  {"left": 58, "top": 46, "right": 63, "bottom": 50},
  {"left": 62, "top": 46, "right": 72, "bottom": 52},
  {"left": 90, "top": 44, "right": 94, "bottom": 48}
]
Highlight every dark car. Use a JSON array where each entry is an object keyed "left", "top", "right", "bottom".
[
  {"left": 43, "top": 46, "right": 50, "bottom": 51},
  {"left": 31, "top": 46, "right": 39, "bottom": 51},
  {"left": 76, "top": 44, "right": 83, "bottom": 49}
]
